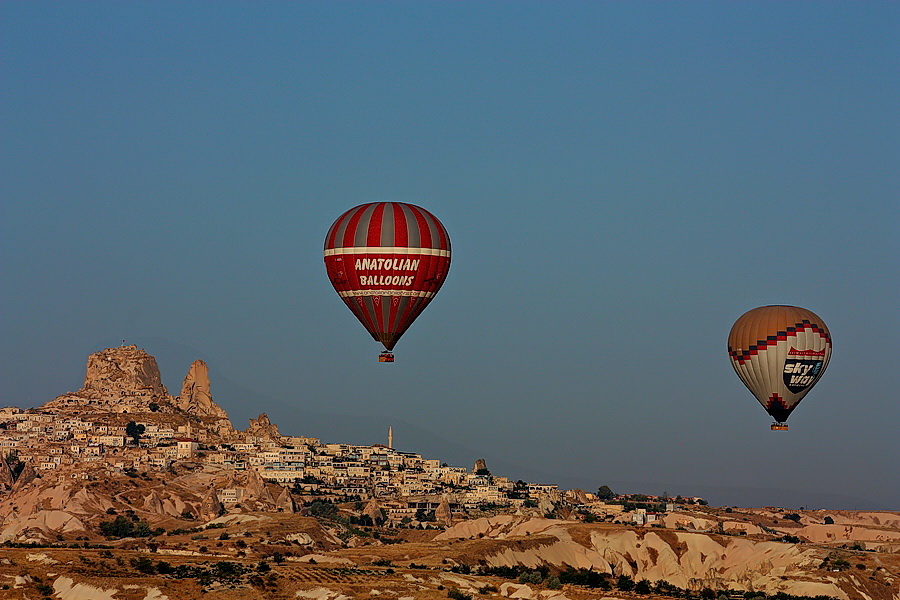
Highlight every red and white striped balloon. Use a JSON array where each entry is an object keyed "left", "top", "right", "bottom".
[{"left": 324, "top": 202, "right": 451, "bottom": 353}]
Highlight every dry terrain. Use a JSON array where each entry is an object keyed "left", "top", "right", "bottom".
[{"left": 1, "top": 508, "right": 898, "bottom": 600}]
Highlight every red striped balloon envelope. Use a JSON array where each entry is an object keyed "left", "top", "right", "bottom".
[
  {"left": 727, "top": 305, "right": 832, "bottom": 430},
  {"left": 324, "top": 202, "right": 451, "bottom": 358}
]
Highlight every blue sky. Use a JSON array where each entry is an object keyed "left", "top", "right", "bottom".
[{"left": 2, "top": 2, "right": 898, "bottom": 508}]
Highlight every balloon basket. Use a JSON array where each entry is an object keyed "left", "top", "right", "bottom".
[
  {"left": 378, "top": 352, "right": 395, "bottom": 363},
  {"left": 771, "top": 422, "right": 789, "bottom": 431}
]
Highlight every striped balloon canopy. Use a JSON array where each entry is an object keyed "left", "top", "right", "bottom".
[
  {"left": 727, "top": 305, "right": 832, "bottom": 429},
  {"left": 324, "top": 202, "right": 451, "bottom": 356}
]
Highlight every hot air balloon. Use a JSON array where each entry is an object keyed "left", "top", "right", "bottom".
[
  {"left": 324, "top": 202, "right": 451, "bottom": 362},
  {"left": 727, "top": 305, "right": 832, "bottom": 430}
]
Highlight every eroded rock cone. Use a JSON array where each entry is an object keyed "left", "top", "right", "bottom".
[
  {"left": 177, "top": 360, "right": 229, "bottom": 419},
  {"left": 435, "top": 496, "right": 453, "bottom": 526},
  {"left": 363, "top": 499, "right": 383, "bottom": 524},
  {"left": 12, "top": 462, "right": 37, "bottom": 490},
  {"left": 258, "top": 484, "right": 276, "bottom": 506},
  {"left": 276, "top": 487, "right": 296, "bottom": 513},
  {"left": 200, "top": 486, "right": 223, "bottom": 520},
  {"left": 245, "top": 468, "right": 268, "bottom": 498},
  {"left": 0, "top": 455, "right": 15, "bottom": 490},
  {"left": 143, "top": 490, "right": 165, "bottom": 515}
]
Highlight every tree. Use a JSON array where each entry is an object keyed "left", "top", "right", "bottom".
[
  {"left": 125, "top": 421, "right": 145, "bottom": 445},
  {"left": 616, "top": 575, "right": 635, "bottom": 592},
  {"left": 597, "top": 485, "right": 615, "bottom": 501},
  {"left": 415, "top": 509, "right": 434, "bottom": 522},
  {"left": 148, "top": 403, "right": 159, "bottom": 412}
]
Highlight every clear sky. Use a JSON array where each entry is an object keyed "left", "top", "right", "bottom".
[{"left": 2, "top": 2, "right": 898, "bottom": 509}]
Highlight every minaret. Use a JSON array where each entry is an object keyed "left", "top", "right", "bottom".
[{"left": 388, "top": 425, "right": 393, "bottom": 449}]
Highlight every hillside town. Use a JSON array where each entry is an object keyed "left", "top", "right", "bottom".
[{"left": 0, "top": 345, "right": 702, "bottom": 531}]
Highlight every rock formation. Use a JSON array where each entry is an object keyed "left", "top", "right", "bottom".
[
  {"left": 245, "top": 413, "right": 280, "bottom": 440},
  {"left": 276, "top": 487, "right": 296, "bottom": 513},
  {"left": 0, "top": 455, "right": 14, "bottom": 489},
  {"left": 82, "top": 345, "right": 168, "bottom": 399},
  {"left": 537, "top": 495, "right": 555, "bottom": 516},
  {"left": 199, "top": 486, "right": 223, "bottom": 520},
  {"left": 176, "top": 360, "right": 228, "bottom": 419},
  {"left": 435, "top": 496, "right": 453, "bottom": 526},
  {"left": 363, "top": 499, "right": 383, "bottom": 525},
  {"left": 568, "top": 488, "right": 589, "bottom": 504},
  {"left": 12, "top": 462, "right": 37, "bottom": 491},
  {"left": 473, "top": 458, "right": 488, "bottom": 473},
  {"left": 258, "top": 483, "right": 276, "bottom": 506},
  {"left": 245, "top": 468, "right": 268, "bottom": 499},
  {"left": 143, "top": 491, "right": 164, "bottom": 515}
]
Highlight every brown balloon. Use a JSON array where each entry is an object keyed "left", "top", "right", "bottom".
[{"left": 727, "top": 305, "right": 832, "bottom": 430}]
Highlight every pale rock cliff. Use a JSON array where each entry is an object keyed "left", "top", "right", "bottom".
[{"left": 82, "top": 345, "right": 168, "bottom": 399}]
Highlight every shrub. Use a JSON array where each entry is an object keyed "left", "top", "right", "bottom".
[
  {"left": 519, "top": 570, "right": 543, "bottom": 584},
  {"left": 98, "top": 516, "right": 158, "bottom": 538},
  {"left": 447, "top": 588, "right": 472, "bottom": 600},
  {"left": 130, "top": 556, "right": 156, "bottom": 574},
  {"left": 617, "top": 575, "right": 635, "bottom": 591}
]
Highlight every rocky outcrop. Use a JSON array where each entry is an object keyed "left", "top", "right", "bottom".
[
  {"left": 276, "top": 487, "right": 296, "bottom": 513},
  {"left": 143, "top": 491, "right": 164, "bottom": 515},
  {"left": 245, "top": 468, "right": 268, "bottom": 499},
  {"left": 258, "top": 484, "right": 276, "bottom": 506},
  {"left": 438, "top": 517, "right": 856, "bottom": 600},
  {"left": 568, "top": 488, "right": 589, "bottom": 505},
  {"left": 245, "top": 414, "right": 280, "bottom": 440},
  {"left": 435, "top": 496, "right": 453, "bottom": 526},
  {"left": 363, "top": 499, "right": 383, "bottom": 524},
  {"left": 82, "top": 345, "right": 168, "bottom": 399},
  {"left": 0, "top": 455, "right": 15, "bottom": 489},
  {"left": 13, "top": 462, "right": 37, "bottom": 490},
  {"left": 176, "top": 360, "right": 229, "bottom": 419},
  {"left": 473, "top": 458, "right": 488, "bottom": 473},
  {"left": 200, "top": 486, "right": 223, "bottom": 521}
]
